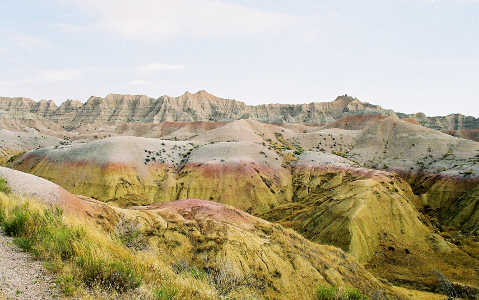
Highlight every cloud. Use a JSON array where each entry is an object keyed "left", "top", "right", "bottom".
[
  {"left": 141, "top": 63, "right": 188, "bottom": 73},
  {"left": 401, "top": 60, "right": 479, "bottom": 67},
  {"left": 38, "top": 69, "right": 82, "bottom": 82},
  {"left": 1, "top": 62, "right": 186, "bottom": 87},
  {"left": 128, "top": 80, "right": 158, "bottom": 86},
  {"left": 9, "top": 33, "right": 51, "bottom": 49},
  {"left": 0, "top": 47, "right": 10, "bottom": 55},
  {"left": 1, "top": 69, "right": 82, "bottom": 86},
  {"left": 69, "top": 0, "right": 301, "bottom": 41}
]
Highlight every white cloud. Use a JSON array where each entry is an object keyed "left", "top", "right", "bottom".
[
  {"left": 128, "top": 80, "right": 158, "bottom": 86},
  {"left": 141, "top": 63, "right": 188, "bottom": 73},
  {"left": 10, "top": 34, "right": 51, "bottom": 49},
  {"left": 69, "top": 0, "right": 300, "bottom": 41},
  {"left": 0, "top": 48, "right": 10, "bottom": 56},
  {"left": 401, "top": 60, "right": 479, "bottom": 67},
  {"left": 1, "top": 69, "right": 82, "bottom": 86},
  {"left": 38, "top": 69, "right": 82, "bottom": 82}
]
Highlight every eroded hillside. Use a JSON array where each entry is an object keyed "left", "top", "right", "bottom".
[
  {"left": 0, "top": 167, "right": 407, "bottom": 300},
  {"left": 2, "top": 98, "right": 479, "bottom": 298},
  {"left": 2, "top": 91, "right": 479, "bottom": 131}
]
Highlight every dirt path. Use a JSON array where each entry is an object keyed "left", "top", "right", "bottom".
[{"left": 0, "top": 229, "right": 60, "bottom": 300}]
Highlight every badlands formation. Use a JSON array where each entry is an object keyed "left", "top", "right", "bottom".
[{"left": 1, "top": 91, "right": 479, "bottom": 299}]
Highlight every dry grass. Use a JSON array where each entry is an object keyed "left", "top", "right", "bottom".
[{"left": 0, "top": 192, "right": 218, "bottom": 300}]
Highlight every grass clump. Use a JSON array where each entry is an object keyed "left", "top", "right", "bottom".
[
  {"left": 76, "top": 255, "right": 141, "bottom": 293},
  {"left": 314, "top": 285, "right": 369, "bottom": 300},
  {"left": 315, "top": 285, "right": 336, "bottom": 300},
  {"left": 153, "top": 284, "right": 178, "bottom": 300},
  {"left": 0, "top": 176, "right": 10, "bottom": 194},
  {"left": 55, "top": 275, "right": 81, "bottom": 296}
]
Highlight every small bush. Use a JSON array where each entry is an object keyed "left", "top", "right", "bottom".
[
  {"left": 2, "top": 204, "right": 30, "bottom": 237},
  {"left": 114, "top": 218, "right": 145, "bottom": 250},
  {"left": 14, "top": 236, "right": 34, "bottom": 251},
  {"left": 207, "top": 259, "right": 255, "bottom": 297},
  {"left": 0, "top": 206, "right": 4, "bottom": 224},
  {"left": 294, "top": 149, "right": 304, "bottom": 156},
  {"left": 153, "top": 284, "right": 178, "bottom": 300},
  {"left": 189, "top": 268, "right": 206, "bottom": 281},
  {"left": 76, "top": 255, "right": 142, "bottom": 293}
]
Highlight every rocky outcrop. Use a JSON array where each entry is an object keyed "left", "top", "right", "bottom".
[
  {"left": 2, "top": 91, "right": 479, "bottom": 130},
  {"left": 443, "top": 127, "right": 479, "bottom": 142},
  {"left": 402, "top": 112, "right": 479, "bottom": 130},
  {"left": 0, "top": 92, "right": 393, "bottom": 127}
]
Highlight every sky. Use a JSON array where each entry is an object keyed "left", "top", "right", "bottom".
[{"left": 1, "top": 0, "right": 479, "bottom": 117}]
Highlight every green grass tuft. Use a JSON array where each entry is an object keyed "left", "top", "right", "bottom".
[
  {"left": 153, "top": 284, "right": 178, "bottom": 300},
  {"left": 314, "top": 286, "right": 369, "bottom": 300},
  {"left": 315, "top": 286, "right": 337, "bottom": 300},
  {"left": 0, "top": 176, "right": 10, "bottom": 194}
]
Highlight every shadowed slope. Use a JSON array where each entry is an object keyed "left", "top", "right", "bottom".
[{"left": 261, "top": 152, "right": 447, "bottom": 263}]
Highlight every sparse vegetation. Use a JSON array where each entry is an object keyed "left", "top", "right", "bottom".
[
  {"left": 434, "top": 269, "right": 457, "bottom": 300},
  {"left": 332, "top": 150, "right": 348, "bottom": 158},
  {"left": 313, "top": 286, "right": 369, "bottom": 300},
  {"left": 0, "top": 176, "right": 10, "bottom": 194},
  {"left": 0, "top": 198, "right": 142, "bottom": 295},
  {"left": 114, "top": 217, "right": 145, "bottom": 250},
  {"left": 207, "top": 259, "right": 257, "bottom": 297},
  {"left": 443, "top": 152, "right": 454, "bottom": 158},
  {"left": 153, "top": 284, "right": 178, "bottom": 300}
]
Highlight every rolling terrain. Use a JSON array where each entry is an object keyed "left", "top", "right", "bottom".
[{"left": 1, "top": 92, "right": 479, "bottom": 299}]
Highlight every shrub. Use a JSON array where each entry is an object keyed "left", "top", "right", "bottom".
[
  {"left": 114, "top": 217, "right": 145, "bottom": 250},
  {"left": 2, "top": 204, "right": 30, "bottom": 237},
  {"left": 294, "top": 149, "right": 304, "bottom": 156},
  {"left": 207, "top": 259, "right": 255, "bottom": 296},
  {"left": 344, "top": 288, "right": 369, "bottom": 300},
  {"left": 0, "top": 205, "right": 4, "bottom": 224},
  {"left": 76, "top": 254, "right": 142, "bottom": 293}
]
